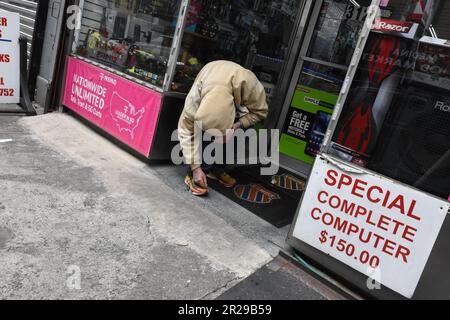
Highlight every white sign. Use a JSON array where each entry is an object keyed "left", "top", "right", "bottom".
[
  {"left": 292, "top": 156, "right": 449, "bottom": 298},
  {"left": 0, "top": 10, "right": 20, "bottom": 103}
]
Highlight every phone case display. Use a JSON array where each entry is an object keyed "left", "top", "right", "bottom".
[
  {"left": 307, "top": 0, "right": 373, "bottom": 66},
  {"left": 171, "top": 0, "right": 302, "bottom": 93},
  {"left": 305, "top": 111, "right": 332, "bottom": 157},
  {"left": 330, "top": 19, "right": 422, "bottom": 167},
  {"left": 74, "top": 0, "right": 181, "bottom": 89},
  {"left": 279, "top": 62, "right": 346, "bottom": 164}
]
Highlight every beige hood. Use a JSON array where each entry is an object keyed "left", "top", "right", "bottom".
[{"left": 178, "top": 60, "right": 269, "bottom": 169}]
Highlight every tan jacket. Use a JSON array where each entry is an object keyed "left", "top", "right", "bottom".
[{"left": 178, "top": 60, "right": 269, "bottom": 170}]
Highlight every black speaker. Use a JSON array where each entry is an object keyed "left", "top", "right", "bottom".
[{"left": 370, "top": 85, "right": 450, "bottom": 200}]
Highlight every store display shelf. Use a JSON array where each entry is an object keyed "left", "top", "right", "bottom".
[
  {"left": 248, "top": 53, "right": 284, "bottom": 72},
  {"left": 301, "top": 56, "right": 348, "bottom": 71},
  {"left": 70, "top": 54, "right": 164, "bottom": 93},
  {"left": 183, "top": 31, "right": 218, "bottom": 42}
]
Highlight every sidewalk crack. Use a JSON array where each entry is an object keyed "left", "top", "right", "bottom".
[{"left": 199, "top": 276, "right": 243, "bottom": 300}]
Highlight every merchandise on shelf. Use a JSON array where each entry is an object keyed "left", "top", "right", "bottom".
[
  {"left": 74, "top": 0, "right": 180, "bottom": 89},
  {"left": 172, "top": 0, "right": 301, "bottom": 93}
]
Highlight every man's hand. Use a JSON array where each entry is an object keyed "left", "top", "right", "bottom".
[
  {"left": 217, "top": 122, "right": 244, "bottom": 144},
  {"left": 193, "top": 168, "right": 208, "bottom": 188},
  {"left": 233, "top": 121, "right": 244, "bottom": 131}
]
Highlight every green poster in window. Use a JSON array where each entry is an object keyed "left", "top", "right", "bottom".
[{"left": 279, "top": 85, "right": 338, "bottom": 164}]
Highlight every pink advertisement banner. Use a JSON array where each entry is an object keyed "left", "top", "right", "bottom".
[{"left": 63, "top": 57, "right": 162, "bottom": 156}]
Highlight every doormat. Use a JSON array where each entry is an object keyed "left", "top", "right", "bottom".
[{"left": 209, "top": 166, "right": 304, "bottom": 228}]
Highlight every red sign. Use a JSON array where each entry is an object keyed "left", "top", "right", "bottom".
[{"left": 372, "top": 18, "right": 414, "bottom": 34}]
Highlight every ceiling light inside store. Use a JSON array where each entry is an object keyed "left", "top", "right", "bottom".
[
  {"left": 429, "top": 25, "right": 438, "bottom": 39},
  {"left": 350, "top": 0, "right": 360, "bottom": 8}
]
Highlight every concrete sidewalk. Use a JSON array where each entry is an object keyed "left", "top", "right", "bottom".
[{"left": 0, "top": 113, "right": 343, "bottom": 299}]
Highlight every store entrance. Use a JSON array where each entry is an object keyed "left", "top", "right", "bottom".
[
  {"left": 190, "top": 0, "right": 374, "bottom": 229},
  {"left": 220, "top": 0, "right": 399, "bottom": 229},
  {"left": 276, "top": 0, "right": 377, "bottom": 179},
  {"left": 167, "top": 0, "right": 313, "bottom": 229},
  {"left": 211, "top": 0, "right": 376, "bottom": 229}
]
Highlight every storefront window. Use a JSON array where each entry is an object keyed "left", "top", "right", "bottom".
[
  {"left": 278, "top": 0, "right": 373, "bottom": 168},
  {"left": 328, "top": 0, "right": 450, "bottom": 200},
  {"left": 171, "top": 0, "right": 303, "bottom": 94},
  {"left": 306, "top": 0, "right": 425, "bottom": 66},
  {"left": 279, "top": 61, "right": 347, "bottom": 165},
  {"left": 307, "top": 0, "right": 373, "bottom": 66},
  {"left": 73, "top": 0, "right": 182, "bottom": 89}
]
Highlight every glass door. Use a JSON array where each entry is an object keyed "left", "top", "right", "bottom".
[{"left": 277, "top": 0, "right": 378, "bottom": 177}]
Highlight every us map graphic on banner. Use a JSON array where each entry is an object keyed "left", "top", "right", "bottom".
[
  {"left": 63, "top": 57, "right": 162, "bottom": 156},
  {"left": 0, "top": 11, "right": 20, "bottom": 103},
  {"left": 110, "top": 92, "right": 145, "bottom": 139},
  {"left": 293, "top": 157, "right": 449, "bottom": 298}
]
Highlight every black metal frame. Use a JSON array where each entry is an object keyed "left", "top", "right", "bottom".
[
  {"left": 52, "top": 0, "right": 77, "bottom": 113},
  {"left": 28, "top": 0, "right": 50, "bottom": 100},
  {"left": 20, "top": 37, "right": 37, "bottom": 116}
]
